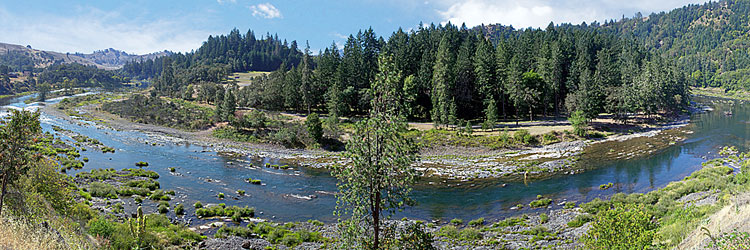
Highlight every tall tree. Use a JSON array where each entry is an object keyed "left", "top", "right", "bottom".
[
  {"left": 333, "top": 54, "right": 416, "bottom": 248},
  {"left": 0, "top": 110, "right": 41, "bottom": 215},
  {"left": 300, "top": 41, "right": 315, "bottom": 114},
  {"left": 431, "top": 35, "right": 455, "bottom": 126}
]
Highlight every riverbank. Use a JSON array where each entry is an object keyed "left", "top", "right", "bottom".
[{"left": 42, "top": 93, "right": 711, "bottom": 181}]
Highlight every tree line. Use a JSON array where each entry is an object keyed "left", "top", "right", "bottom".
[
  {"left": 240, "top": 23, "right": 689, "bottom": 126},
  {"left": 121, "top": 28, "right": 303, "bottom": 80}
]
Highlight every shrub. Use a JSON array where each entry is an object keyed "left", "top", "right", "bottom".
[
  {"left": 540, "top": 213, "right": 549, "bottom": 223},
  {"left": 513, "top": 129, "right": 537, "bottom": 145},
  {"left": 307, "top": 220, "right": 324, "bottom": 227},
  {"left": 564, "top": 201, "right": 576, "bottom": 209},
  {"left": 247, "top": 178, "right": 262, "bottom": 185},
  {"left": 218, "top": 192, "right": 225, "bottom": 199},
  {"left": 581, "top": 204, "right": 656, "bottom": 249},
  {"left": 493, "top": 217, "right": 527, "bottom": 227},
  {"left": 530, "top": 198, "right": 552, "bottom": 208},
  {"left": 707, "top": 229, "right": 750, "bottom": 249},
  {"left": 89, "top": 182, "right": 118, "bottom": 199},
  {"left": 468, "top": 217, "right": 485, "bottom": 227},
  {"left": 398, "top": 223, "right": 435, "bottom": 250},
  {"left": 135, "top": 161, "right": 149, "bottom": 167},
  {"left": 305, "top": 113, "right": 323, "bottom": 143},
  {"left": 600, "top": 182, "right": 614, "bottom": 190},
  {"left": 174, "top": 204, "right": 185, "bottom": 215},
  {"left": 169, "top": 167, "right": 175, "bottom": 172},
  {"left": 450, "top": 218, "right": 463, "bottom": 226},
  {"left": 459, "top": 228, "right": 483, "bottom": 241},
  {"left": 158, "top": 201, "right": 169, "bottom": 213},
  {"left": 437, "top": 225, "right": 459, "bottom": 239},
  {"left": 237, "top": 189, "right": 245, "bottom": 195},
  {"left": 149, "top": 190, "right": 171, "bottom": 201},
  {"left": 87, "top": 217, "right": 115, "bottom": 238},
  {"left": 569, "top": 110, "right": 588, "bottom": 137},
  {"left": 567, "top": 214, "right": 594, "bottom": 228},
  {"left": 231, "top": 211, "right": 242, "bottom": 222},
  {"left": 194, "top": 201, "right": 203, "bottom": 208}
]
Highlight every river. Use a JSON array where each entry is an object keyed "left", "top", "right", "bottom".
[{"left": 0, "top": 94, "right": 743, "bottom": 223}]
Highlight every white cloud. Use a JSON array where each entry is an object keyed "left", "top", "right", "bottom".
[
  {"left": 331, "top": 32, "right": 348, "bottom": 39},
  {"left": 249, "top": 3, "right": 282, "bottom": 19},
  {"left": 217, "top": 0, "right": 237, "bottom": 4},
  {"left": 0, "top": 7, "right": 210, "bottom": 54},
  {"left": 436, "top": 0, "right": 708, "bottom": 28}
]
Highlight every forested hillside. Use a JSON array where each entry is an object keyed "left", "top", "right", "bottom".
[
  {"left": 591, "top": 0, "right": 750, "bottom": 90},
  {"left": 121, "top": 29, "right": 303, "bottom": 80}
]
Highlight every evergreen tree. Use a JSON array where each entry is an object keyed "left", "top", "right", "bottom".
[{"left": 431, "top": 35, "right": 455, "bottom": 126}]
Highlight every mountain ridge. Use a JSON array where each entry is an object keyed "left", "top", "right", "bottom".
[{"left": 0, "top": 42, "right": 171, "bottom": 70}]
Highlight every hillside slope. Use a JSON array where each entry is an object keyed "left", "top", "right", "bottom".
[{"left": 0, "top": 42, "right": 168, "bottom": 70}]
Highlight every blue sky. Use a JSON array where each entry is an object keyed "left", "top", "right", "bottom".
[{"left": 0, "top": 0, "right": 707, "bottom": 55}]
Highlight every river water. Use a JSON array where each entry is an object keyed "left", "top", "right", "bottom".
[{"left": 0, "top": 94, "right": 743, "bottom": 223}]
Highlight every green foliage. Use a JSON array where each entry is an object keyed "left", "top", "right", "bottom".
[
  {"left": 529, "top": 198, "right": 552, "bottom": 208},
  {"left": 492, "top": 216, "right": 528, "bottom": 228},
  {"left": 437, "top": 225, "right": 459, "bottom": 239},
  {"left": 513, "top": 129, "right": 537, "bottom": 145},
  {"left": 237, "top": 189, "right": 245, "bottom": 195},
  {"left": 569, "top": 110, "right": 588, "bottom": 137},
  {"left": 0, "top": 109, "right": 42, "bottom": 213},
  {"left": 539, "top": 213, "right": 549, "bottom": 224},
  {"left": 87, "top": 216, "right": 116, "bottom": 238},
  {"left": 195, "top": 205, "right": 255, "bottom": 218},
  {"left": 600, "top": 182, "right": 614, "bottom": 190},
  {"left": 564, "top": 201, "right": 577, "bottom": 209},
  {"left": 396, "top": 223, "right": 435, "bottom": 250},
  {"left": 567, "top": 214, "right": 595, "bottom": 228},
  {"left": 468, "top": 217, "right": 485, "bottom": 227},
  {"left": 148, "top": 190, "right": 171, "bottom": 201},
  {"left": 305, "top": 113, "right": 323, "bottom": 143},
  {"left": 333, "top": 113, "right": 418, "bottom": 249},
  {"left": 459, "top": 227, "right": 483, "bottom": 241},
  {"left": 707, "top": 229, "right": 750, "bottom": 250},
  {"left": 135, "top": 161, "right": 149, "bottom": 167},
  {"left": 194, "top": 201, "right": 203, "bottom": 209},
  {"left": 88, "top": 182, "right": 118, "bottom": 199},
  {"left": 450, "top": 218, "right": 463, "bottom": 226},
  {"left": 581, "top": 204, "right": 656, "bottom": 250},
  {"left": 102, "top": 94, "right": 215, "bottom": 130}
]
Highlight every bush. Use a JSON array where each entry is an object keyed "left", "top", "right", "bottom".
[
  {"left": 195, "top": 205, "right": 255, "bottom": 218},
  {"left": 237, "top": 189, "right": 245, "bottom": 195},
  {"left": 512, "top": 129, "right": 537, "bottom": 145},
  {"left": 567, "top": 214, "right": 594, "bottom": 228},
  {"left": 247, "top": 178, "right": 262, "bottom": 185},
  {"left": 194, "top": 201, "right": 203, "bottom": 209},
  {"left": 540, "top": 213, "right": 549, "bottom": 223},
  {"left": 708, "top": 229, "right": 750, "bottom": 249},
  {"left": 398, "top": 223, "right": 435, "bottom": 250},
  {"left": 149, "top": 190, "right": 171, "bottom": 201},
  {"left": 530, "top": 198, "right": 552, "bottom": 208},
  {"left": 158, "top": 201, "right": 169, "bottom": 213},
  {"left": 581, "top": 204, "right": 656, "bottom": 249},
  {"left": 135, "top": 161, "right": 149, "bottom": 167},
  {"left": 493, "top": 217, "right": 527, "bottom": 227},
  {"left": 569, "top": 110, "right": 588, "bottom": 137},
  {"left": 564, "top": 201, "right": 576, "bottom": 209},
  {"left": 600, "top": 182, "right": 614, "bottom": 190},
  {"left": 174, "top": 204, "right": 185, "bottom": 215},
  {"left": 450, "top": 218, "right": 463, "bottom": 226},
  {"left": 459, "top": 228, "right": 483, "bottom": 241},
  {"left": 437, "top": 225, "right": 459, "bottom": 239},
  {"left": 305, "top": 113, "right": 323, "bottom": 143},
  {"left": 89, "top": 182, "right": 118, "bottom": 199},
  {"left": 468, "top": 217, "right": 485, "bottom": 227},
  {"left": 87, "top": 217, "right": 115, "bottom": 238},
  {"left": 218, "top": 192, "right": 225, "bottom": 199}
]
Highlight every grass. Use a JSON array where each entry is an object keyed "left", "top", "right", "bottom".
[{"left": 195, "top": 205, "right": 255, "bottom": 218}]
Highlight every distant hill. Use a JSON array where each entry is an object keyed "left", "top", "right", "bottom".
[{"left": 0, "top": 42, "right": 170, "bottom": 70}]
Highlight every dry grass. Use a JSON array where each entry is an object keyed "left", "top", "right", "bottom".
[
  {"left": 678, "top": 193, "right": 750, "bottom": 249},
  {"left": 228, "top": 71, "right": 271, "bottom": 87},
  {"left": 0, "top": 217, "right": 68, "bottom": 250}
]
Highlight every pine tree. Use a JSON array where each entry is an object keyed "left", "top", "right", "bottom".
[
  {"left": 483, "top": 97, "right": 497, "bottom": 131},
  {"left": 300, "top": 41, "right": 314, "bottom": 114},
  {"left": 474, "top": 36, "right": 496, "bottom": 106},
  {"left": 431, "top": 35, "right": 455, "bottom": 126}
]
